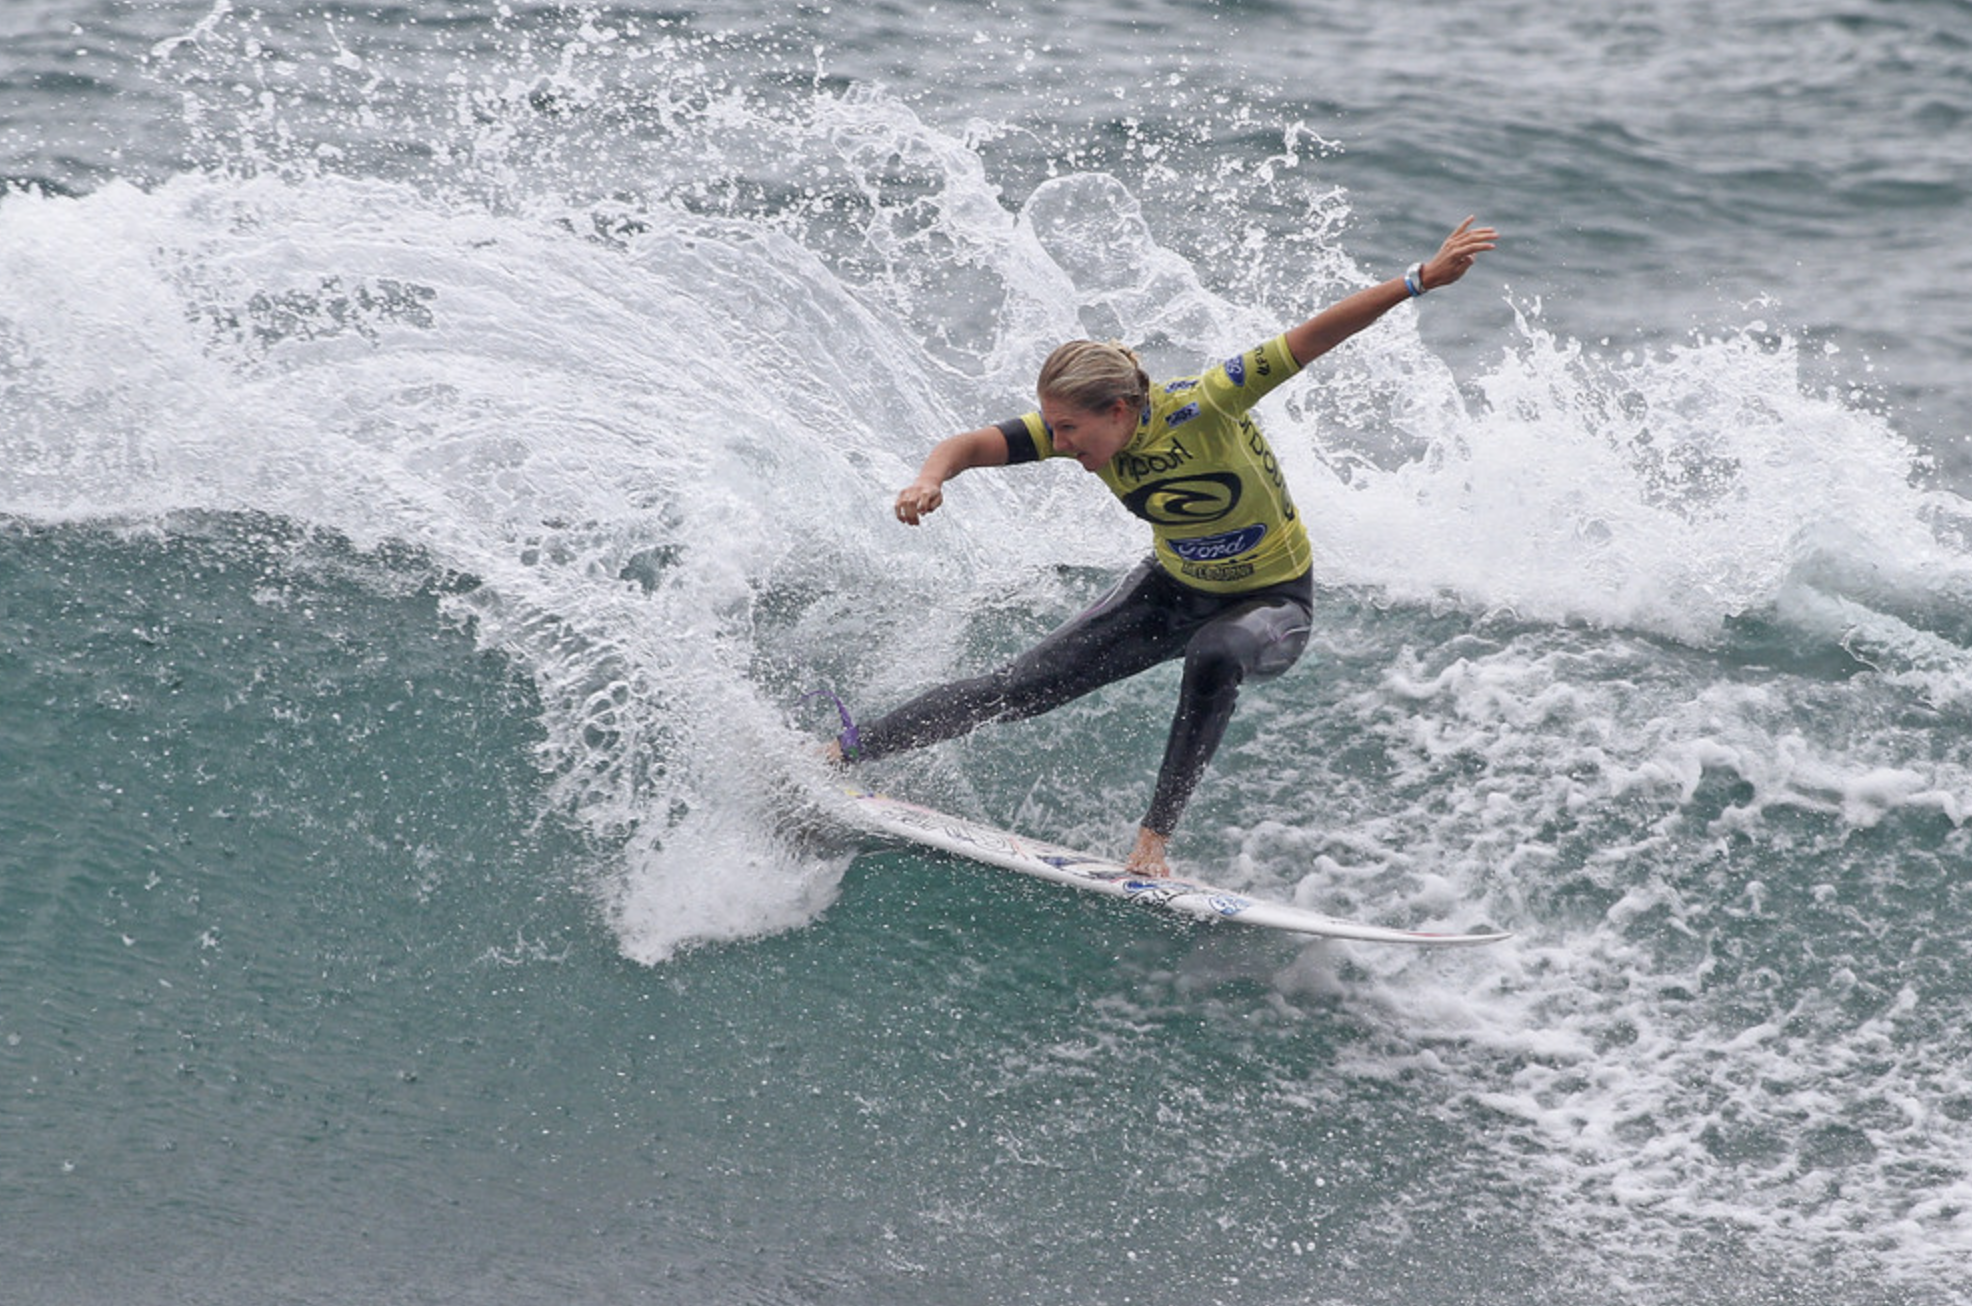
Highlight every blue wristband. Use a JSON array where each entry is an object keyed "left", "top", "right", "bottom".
[{"left": 1403, "top": 262, "right": 1426, "bottom": 297}]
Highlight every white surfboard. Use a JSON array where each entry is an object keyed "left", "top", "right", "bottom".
[{"left": 840, "top": 786, "right": 1511, "bottom": 946}]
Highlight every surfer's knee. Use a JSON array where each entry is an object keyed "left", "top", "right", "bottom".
[
  {"left": 1250, "top": 613, "right": 1310, "bottom": 680},
  {"left": 1183, "top": 619, "right": 1271, "bottom": 701},
  {"left": 1190, "top": 601, "right": 1310, "bottom": 693},
  {"left": 984, "top": 649, "right": 1090, "bottom": 723},
  {"left": 988, "top": 670, "right": 1067, "bottom": 723}
]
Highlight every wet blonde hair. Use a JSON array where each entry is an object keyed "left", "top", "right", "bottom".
[{"left": 1036, "top": 339, "right": 1150, "bottom": 414}]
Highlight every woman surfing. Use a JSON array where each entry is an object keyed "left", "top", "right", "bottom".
[{"left": 829, "top": 217, "right": 1500, "bottom": 876}]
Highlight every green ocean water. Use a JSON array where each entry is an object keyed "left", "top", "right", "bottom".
[{"left": 6, "top": 2, "right": 1972, "bottom": 1303}]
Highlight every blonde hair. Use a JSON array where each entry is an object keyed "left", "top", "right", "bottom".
[{"left": 1036, "top": 340, "right": 1150, "bottom": 414}]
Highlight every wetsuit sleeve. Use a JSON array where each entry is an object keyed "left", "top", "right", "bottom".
[
  {"left": 995, "top": 412, "right": 1055, "bottom": 464},
  {"left": 1200, "top": 334, "right": 1304, "bottom": 416}
]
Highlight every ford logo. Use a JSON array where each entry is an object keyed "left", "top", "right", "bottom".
[{"left": 1171, "top": 524, "right": 1267, "bottom": 561}]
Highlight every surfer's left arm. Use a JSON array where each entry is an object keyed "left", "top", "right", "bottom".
[{"left": 1282, "top": 216, "right": 1498, "bottom": 366}]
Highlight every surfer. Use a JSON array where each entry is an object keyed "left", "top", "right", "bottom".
[{"left": 830, "top": 217, "right": 1499, "bottom": 875}]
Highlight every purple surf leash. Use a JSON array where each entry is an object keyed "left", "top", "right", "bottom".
[{"left": 800, "top": 688, "right": 861, "bottom": 761}]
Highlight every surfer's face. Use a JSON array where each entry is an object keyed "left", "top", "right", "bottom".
[{"left": 1040, "top": 396, "right": 1137, "bottom": 472}]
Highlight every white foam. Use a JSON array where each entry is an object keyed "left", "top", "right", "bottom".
[
  {"left": 1250, "top": 595, "right": 1972, "bottom": 1285},
  {"left": 1287, "top": 309, "right": 1969, "bottom": 648}
]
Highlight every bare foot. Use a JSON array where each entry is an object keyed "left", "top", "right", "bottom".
[{"left": 1123, "top": 827, "right": 1171, "bottom": 877}]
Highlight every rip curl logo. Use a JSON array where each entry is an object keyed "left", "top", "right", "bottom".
[
  {"left": 1224, "top": 354, "right": 1246, "bottom": 386},
  {"left": 1121, "top": 473, "right": 1243, "bottom": 526},
  {"left": 1164, "top": 402, "right": 1200, "bottom": 428},
  {"left": 1171, "top": 524, "right": 1266, "bottom": 562}
]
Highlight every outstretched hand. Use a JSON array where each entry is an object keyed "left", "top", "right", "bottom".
[
  {"left": 894, "top": 477, "right": 944, "bottom": 525},
  {"left": 1420, "top": 216, "right": 1498, "bottom": 291},
  {"left": 1282, "top": 214, "right": 1500, "bottom": 366}
]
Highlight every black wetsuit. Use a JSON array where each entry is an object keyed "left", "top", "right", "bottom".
[{"left": 854, "top": 559, "right": 1312, "bottom": 834}]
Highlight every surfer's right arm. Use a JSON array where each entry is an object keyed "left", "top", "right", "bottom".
[{"left": 893, "top": 425, "right": 1012, "bottom": 525}]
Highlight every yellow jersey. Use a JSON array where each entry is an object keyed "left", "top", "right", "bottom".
[{"left": 997, "top": 334, "right": 1314, "bottom": 592}]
